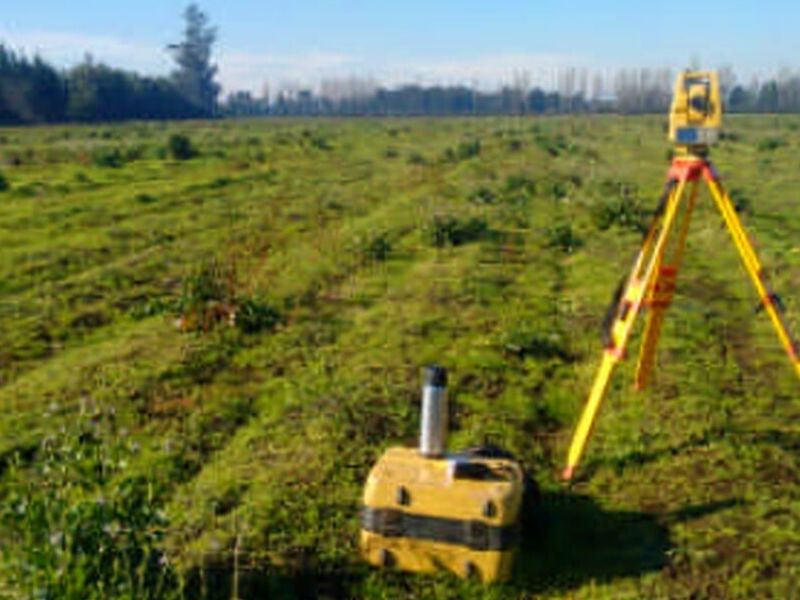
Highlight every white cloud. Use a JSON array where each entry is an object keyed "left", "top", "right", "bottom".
[
  {"left": 217, "top": 50, "right": 358, "bottom": 94},
  {"left": 0, "top": 29, "right": 171, "bottom": 74}
]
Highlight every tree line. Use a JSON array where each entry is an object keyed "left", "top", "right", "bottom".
[
  {"left": 225, "top": 67, "right": 800, "bottom": 117},
  {"left": 3, "top": 3, "right": 800, "bottom": 124},
  {"left": 0, "top": 4, "right": 218, "bottom": 124}
]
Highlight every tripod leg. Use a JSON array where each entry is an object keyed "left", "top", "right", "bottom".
[
  {"left": 563, "top": 176, "right": 689, "bottom": 480},
  {"left": 705, "top": 172, "right": 800, "bottom": 378},
  {"left": 635, "top": 180, "right": 700, "bottom": 389}
]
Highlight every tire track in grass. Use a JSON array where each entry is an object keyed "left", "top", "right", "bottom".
[
  {"left": 0, "top": 165, "right": 431, "bottom": 481},
  {"left": 0, "top": 123, "right": 432, "bottom": 450},
  {"left": 3, "top": 190, "right": 412, "bottom": 480},
  {"left": 0, "top": 134, "right": 386, "bottom": 297},
  {"left": 0, "top": 158, "right": 409, "bottom": 386}
]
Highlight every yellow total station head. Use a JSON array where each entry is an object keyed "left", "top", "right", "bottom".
[{"left": 669, "top": 70, "right": 722, "bottom": 151}]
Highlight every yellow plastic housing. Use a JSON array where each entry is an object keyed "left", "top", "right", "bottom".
[
  {"left": 668, "top": 70, "right": 722, "bottom": 148},
  {"left": 360, "top": 446, "right": 525, "bottom": 582}
]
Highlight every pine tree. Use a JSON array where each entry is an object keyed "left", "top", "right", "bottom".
[{"left": 168, "top": 4, "right": 220, "bottom": 116}]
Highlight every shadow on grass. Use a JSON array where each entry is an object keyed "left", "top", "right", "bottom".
[
  {"left": 511, "top": 490, "right": 737, "bottom": 595},
  {"left": 511, "top": 489, "right": 671, "bottom": 594}
]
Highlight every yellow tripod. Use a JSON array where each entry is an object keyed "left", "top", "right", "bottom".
[{"left": 562, "top": 153, "right": 800, "bottom": 481}]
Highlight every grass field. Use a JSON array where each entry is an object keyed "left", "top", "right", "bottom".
[{"left": 1, "top": 114, "right": 799, "bottom": 599}]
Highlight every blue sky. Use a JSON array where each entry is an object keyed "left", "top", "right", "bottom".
[{"left": 1, "top": 1, "right": 798, "bottom": 94}]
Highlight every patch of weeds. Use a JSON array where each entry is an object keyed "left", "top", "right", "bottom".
[
  {"left": 456, "top": 139, "right": 481, "bottom": 160},
  {"left": 176, "top": 258, "right": 282, "bottom": 335},
  {"left": 322, "top": 197, "right": 344, "bottom": 211},
  {"left": 13, "top": 182, "right": 45, "bottom": 198},
  {"left": 442, "top": 147, "right": 457, "bottom": 162},
  {"left": 179, "top": 260, "right": 232, "bottom": 306},
  {"left": 175, "top": 259, "right": 236, "bottom": 332},
  {"left": 546, "top": 222, "right": 583, "bottom": 253},
  {"left": 133, "top": 192, "right": 158, "bottom": 204},
  {"left": 507, "top": 138, "right": 524, "bottom": 152},
  {"left": 757, "top": 137, "right": 786, "bottom": 152},
  {"left": 1, "top": 422, "right": 180, "bottom": 599},
  {"left": 91, "top": 147, "right": 124, "bottom": 168},
  {"left": 540, "top": 173, "right": 582, "bottom": 201},
  {"left": 310, "top": 135, "right": 332, "bottom": 150},
  {"left": 69, "top": 309, "right": 110, "bottom": 332},
  {"left": 729, "top": 188, "right": 752, "bottom": 215},
  {"left": 469, "top": 186, "right": 497, "bottom": 205},
  {"left": 549, "top": 180, "right": 569, "bottom": 200},
  {"left": 235, "top": 296, "right": 283, "bottom": 335},
  {"left": 592, "top": 196, "right": 647, "bottom": 232},
  {"left": 124, "top": 144, "right": 147, "bottom": 162},
  {"left": 3, "top": 150, "right": 23, "bottom": 167},
  {"left": 720, "top": 131, "right": 741, "bottom": 142},
  {"left": 407, "top": 152, "right": 427, "bottom": 166},
  {"left": 209, "top": 176, "right": 233, "bottom": 189},
  {"left": 502, "top": 327, "right": 573, "bottom": 362},
  {"left": 166, "top": 133, "right": 196, "bottom": 160},
  {"left": 359, "top": 232, "right": 393, "bottom": 262},
  {"left": 534, "top": 133, "right": 564, "bottom": 157},
  {"left": 567, "top": 173, "right": 583, "bottom": 187},
  {"left": 129, "top": 297, "right": 173, "bottom": 320},
  {"left": 426, "top": 214, "right": 491, "bottom": 247},
  {"left": 503, "top": 173, "right": 537, "bottom": 196},
  {"left": 443, "top": 139, "right": 482, "bottom": 162},
  {"left": 211, "top": 482, "right": 249, "bottom": 517},
  {"left": 383, "top": 147, "right": 399, "bottom": 159}
]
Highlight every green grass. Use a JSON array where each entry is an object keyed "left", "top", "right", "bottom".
[{"left": 1, "top": 115, "right": 800, "bottom": 598}]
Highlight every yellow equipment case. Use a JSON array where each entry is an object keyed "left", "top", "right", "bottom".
[
  {"left": 360, "top": 447, "right": 524, "bottom": 581},
  {"left": 359, "top": 366, "right": 527, "bottom": 582}
]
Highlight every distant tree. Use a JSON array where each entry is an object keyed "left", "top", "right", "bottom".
[
  {"left": 66, "top": 58, "right": 199, "bottom": 122},
  {"left": 527, "top": 88, "right": 548, "bottom": 113},
  {"left": 614, "top": 68, "right": 639, "bottom": 113},
  {"left": 67, "top": 59, "right": 133, "bottom": 121},
  {"left": 757, "top": 80, "right": 780, "bottom": 113},
  {"left": 511, "top": 69, "right": 530, "bottom": 114},
  {"left": 225, "top": 90, "right": 261, "bottom": 116},
  {"left": 168, "top": 4, "right": 220, "bottom": 116},
  {"left": 0, "top": 45, "right": 67, "bottom": 123},
  {"left": 717, "top": 64, "right": 737, "bottom": 105},
  {"left": 776, "top": 68, "right": 800, "bottom": 113},
  {"left": 728, "top": 85, "right": 753, "bottom": 113}
]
